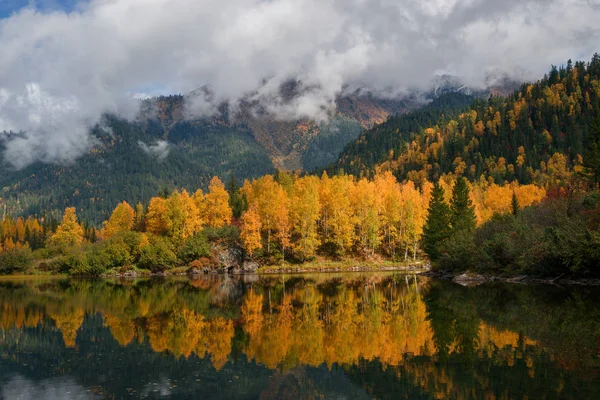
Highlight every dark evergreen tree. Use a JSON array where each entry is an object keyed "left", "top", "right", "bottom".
[
  {"left": 159, "top": 187, "right": 172, "bottom": 199},
  {"left": 584, "top": 115, "right": 600, "bottom": 187},
  {"left": 450, "top": 177, "right": 476, "bottom": 232},
  {"left": 227, "top": 174, "right": 247, "bottom": 219},
  {"left": 25, "top": 225, "right": 31, "bottom": 246},
  {"left": 511, "top": 192, "right": 520, "bottom": 216},
  {"left": 90, "top": 228, "right": 98, "bottom": 243},
  {"left": 422, "top": 183, "right": 451, "bottom": 262}
]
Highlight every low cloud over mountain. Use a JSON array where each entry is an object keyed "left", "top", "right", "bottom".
[{"left": 0, "top": 0, "right": 599, "bottom": 167}]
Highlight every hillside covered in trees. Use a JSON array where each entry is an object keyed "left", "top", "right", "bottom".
[
  {"left": 0, "top": 93, "right": 415, "bottom": 224},
  {"left": 2, "top": 57, "right": 600, "bottom": 279},
  {"left": 0, "top": 113, "right": 276, "bottom": 224},
  {"left": 334, "top": 55, "right": 600, "bottom": 188}
]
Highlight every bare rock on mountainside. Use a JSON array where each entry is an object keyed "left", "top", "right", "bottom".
[{"left": 143, "top": 92, "right": 413, "bottom": 171}]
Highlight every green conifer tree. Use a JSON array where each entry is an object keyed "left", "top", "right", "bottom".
[
  {"left": 450, "top": 177, "right": 477, "bottom": 232},
  {"left": 511, "top": 192, "right": 520, "bottom": 216},
  {"left": 584, "top": 115, "right": 600, "bottom": 187},
  {"left": 227, "top": 174, "right": 247, "bottom": 219},
  {"left": 422, "top": 183, "right": 451, "bottom": 262}
]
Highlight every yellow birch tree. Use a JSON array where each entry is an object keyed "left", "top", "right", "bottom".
[
  {"left": 204, "top": 177, "right": 232, "bottom": 228},
  {"left": 49, "top": 207, "right": 84, "bottom": 249},
  {"left": 102, "top": 201, "right": 135, "bottom": 239},
  {"left": 240, "top": 205, "right": 262, "bottom": 256}
]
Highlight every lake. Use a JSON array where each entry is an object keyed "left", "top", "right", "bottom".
[{"left": 0, "top": 273, "right": 598, "bottom": 399}]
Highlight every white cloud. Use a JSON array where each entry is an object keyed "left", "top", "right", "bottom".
[
  {"left": 0, "top": 0, "right": 599, "bottom": 168},
  {"left": 0, "top": 83, "right": 98, "bottom": 168},
  {"left": 138, "top": 140, "right": 170, "bottom": 160}
]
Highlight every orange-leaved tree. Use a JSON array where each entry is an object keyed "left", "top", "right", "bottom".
[
  {"left": 145, "top": 197, "right": 171, "bottom": 236},
  {"left": 290, "top": 176, "right": 321, "bottom": 260}
]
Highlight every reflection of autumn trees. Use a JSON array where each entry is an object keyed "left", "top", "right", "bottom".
[
  {"left": 0, "top": 284, "right": 236, "bottom": 369},
  {"left": 238, "top": 278, "right": 551, "bottom": 391},
  {"left": 145, "top": 309, "right": 233, "bottom": 370},
  {"left": 346, "top": 324, "right": 551, "bottom": 400},
  {"left": 50, "top": 308, "right": 85, "bottom": 348},
  {"left": 242, "top": 279, "right": 436, "bottom": 369},
  {"left": 0, "top": 303, "right": 44, "bottom": 330},
  {"left": 0, "top": 276, "right": 596, "bottom": 386},
  {"left": 104, "top": 313, "right": 136, "bottom": 346},
  {"left": 477, "top": 322, "right": 537, "bottom": 361}
]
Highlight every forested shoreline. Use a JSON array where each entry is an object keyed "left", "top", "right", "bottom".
[
  {"left": 1, "top": 57, "right": 600, "bottom": 280},
  {"left": 0, "top": 169, "right": 550, "bottom": 277},
  {"left": 3, "top": 168, "right": 598, "bottom": 280},
  {"left": 422, "top": 177, "right": 600, "bottom": 281}
]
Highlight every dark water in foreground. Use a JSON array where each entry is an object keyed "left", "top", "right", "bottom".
[{"left": 0, "top": 273, "right": 598, "bottom": 400}]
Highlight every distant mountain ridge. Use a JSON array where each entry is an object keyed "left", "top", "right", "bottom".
[
  {"left": 0, "top": 91, "right": 419, "bottom": 223},
  {"left": 143, "top": 74, "right": 513, "bottom": 171},
  {"left": 141, "top": 91, "right": 415, "bottom": 170},
  {"left": 0, "top": 74, "right": 515, "bottom": 223}
]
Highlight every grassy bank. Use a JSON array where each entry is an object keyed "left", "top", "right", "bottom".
[
  {"left": 257, "top": 259, "right": 429, "bottom": 274},
  {"left": 0, "top": 259, "right": 429, "bottom": 279}
]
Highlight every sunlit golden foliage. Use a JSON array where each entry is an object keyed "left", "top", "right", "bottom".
[
  {"left": 49, "top": 207, "right": 84, "bottom": 249},
  {"left": 240, "top": 205, "right": 262, "bottom": 256},
  {"left": 238, "top": 171, "right": 544, "bottom": 259},
  {"left": 101, "top": 201, "right": 134, "bottom": 239},
  {"left": 204, "top": 177, "right": 232, "bottom": 228}
]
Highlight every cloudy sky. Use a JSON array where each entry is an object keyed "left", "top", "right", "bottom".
[{"left": 0, "top": 0, "right": 599, "bottom": 168}]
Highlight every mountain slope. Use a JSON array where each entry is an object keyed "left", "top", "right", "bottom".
[
  {"left": 0, "top": 74, "right": 515, "bottom": 223},
  {"left": 0, "top": 93, "right": 413, "bottom": 223},
  {"left": 333, "top": 56, "right": 600, "bottom": 185},
  {"left": 0, "top": 115, "right": 275, "bottom": 223},
  {"left": 148, "top": 92, "right": 414, "bottom": 171},
  {"left": 332, "top": 92, "right": 476, "bottom": 176}
]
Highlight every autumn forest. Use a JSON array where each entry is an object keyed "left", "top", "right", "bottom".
[{"left": 2, "top": 56, "right": 600, "bottom": 278}]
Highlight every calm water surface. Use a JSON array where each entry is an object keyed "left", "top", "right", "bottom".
[{"left": 0, "top": 273, "right": 598, "bottom": 399}]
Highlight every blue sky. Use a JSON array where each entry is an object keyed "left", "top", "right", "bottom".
[{"left": 0, "top": 0, "right": 83, "bottom": 18}]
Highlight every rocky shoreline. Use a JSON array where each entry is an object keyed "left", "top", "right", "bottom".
[{"left": 421, "top": 270, "right": 600, "bottom": 286}]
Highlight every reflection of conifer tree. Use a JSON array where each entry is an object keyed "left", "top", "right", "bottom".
[{"left": 423, "top": 283, "right": 456, "bottom": 363}]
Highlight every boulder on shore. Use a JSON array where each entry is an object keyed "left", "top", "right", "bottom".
[
  {"left": 213, "top": 244, "right": 243, "bottom": 270},
  {"left": 241, "top": 260, "right": 259, "bottom": 273}
]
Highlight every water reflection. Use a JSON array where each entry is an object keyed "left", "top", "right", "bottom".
[{"left": 0, "top": 273, "right": 598, "bottom": 399}]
